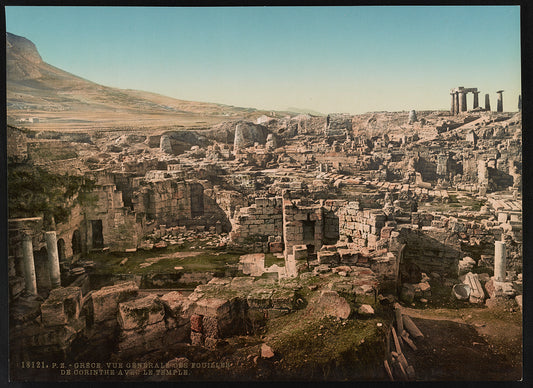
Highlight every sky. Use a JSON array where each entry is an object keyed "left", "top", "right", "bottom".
[{"left": 6, "top": 6, "right": 522, "bottom": 114}]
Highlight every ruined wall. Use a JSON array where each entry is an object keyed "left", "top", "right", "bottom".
[
  {"left": 294, "top": 115, "right": 327, "bottom": 135},
  {"left": 338, "top": 203, "right": 386, "bottom": 250},
  {"left": 121, "top": 158, "right": 164, "bottom": 175},
  {"left": 322, "top": 199, "right": 347, "bottom": 245},
  {"left": 132, "top": 179, "right": 231, "bottom": 234},
  {"left": 214, "top": 189, "right": 247, "bottom": 220},
  {"left": 229, "top": 197, "right": 283, "bottom": 251},
  {"left": 55, "top": 202, "right": 86, "bottom": 261},
  {"left": 478, "top": 160, "right": 513, "bottom": 192},
  {"left": 7, "top": 126, "right": 29, "bottom": 162},
  {"left": 85, "top": 183, "right": 138, "bottom": 252},
  {"left": 396, "top": 227, "right": 461, "bottom": 277},
  {"left": 26, "top": 140, "right": 78, "bottom": 163},
  {"left": 282, "top": 192, "right": 324, "bottom": 255},
  {"left": 326, "top": 114, "right": 352, "bottom": 137},
  {"left": 413, "top": 155, "right": 437, "bottom": 182}
]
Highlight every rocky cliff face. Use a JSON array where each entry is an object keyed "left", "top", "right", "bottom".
[{"left": 6, "top": 32, "right": 44, "bottom": 80}]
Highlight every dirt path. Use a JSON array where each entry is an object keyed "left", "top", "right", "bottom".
[{"left": 400, "top": 306, "right": 522, "bottom": 381}]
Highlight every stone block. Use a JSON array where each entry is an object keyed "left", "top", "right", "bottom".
[
  {"left": 193, "top": 297, "right": 231, "bottom": 317},
  {"left": 338, "top": 249, "right": 358, "bottom": 264},
  {"left": 269, "top": 242, "right": 284, "bottom": 253},
  {"left": 91, "top": 281, "right": 138, "bottom": 323},
  {"left": 317, "top": 250, "right": 339, "bottom": 265},
  {"left": 118, "top": 320, "right": 166, "bottom": 353},
  {"left": 160, "top": 291, "right": 194, "bottom": 322},
  {"left": 41, "top": 300, "right": 67, "bottom": 327},
  {"left": 400, "top": 284, "right": 415, "bottom": 304},
  {"left": 317, "top": 290, "right": 351, "bottom": 319},
  {"left": 380, "top": 227, "right": 394, "bottom": 239},
  {"left": 41, "top": 287, "right": 82, "bottom": 327},
  {"left": 293, "top": 245, "right": 308, "bottom": 260},
  {"left": 202, "top": 315, "right": 220, "bottom": 338},
  {"left": 261, "top": 343, "right": 275, "bottom": 358},
  {"left": 247, "top": 289, "right": 273, "bottom": 308},
  {"left": 190, "top": 314, "right": 203, "bottom": 333},
  {"left": 190, "top": 331, "right": 205, "bottom": 346},
  {"left": 357, "top": 304, "right": 375, "bottom": 316},
  {"left": 271, "top": 289, "right": 296, "bottom": 310},
  {"left": 204, "top": 336, "right": 220, "bottom": 349},
  {"left": 118, "top": 295, "right": 164, "bottom": 330},
  {"left": 230, "top": 277, "right": 255, "bottom": 289}
]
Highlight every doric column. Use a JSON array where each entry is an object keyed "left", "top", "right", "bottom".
[
  {"left": 496, "top": 90, "right": 504, "bottom": 112},
  {"left": 473, "top": 92, "right": 479, "bottom": 109},
  {"left": 45, "top": 231, "right": 61, "bottom": 288},
  {"left": 485, "top": 94, "right": 491, "bottom": 111},
  {"left": 22, "top": 233, "right": 38, "bottom": 294},
  {"left": 459, "top": 91, "right": 467, "bottom": 112},
  {"left": 454, "top": 93, "right": 460, "bottom": 115},
  {"left": 450, "top": 92, "right": 455, "bottom": 115},
  {"left": 494, "top": 241, "right": 506, "bottom": 281}
]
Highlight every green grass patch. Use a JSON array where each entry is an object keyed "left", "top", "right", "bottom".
[
  {"left": 87, "top": 247, "right": 241, "bottom": 274},
  {"left": 264, "top": 253, "right": 285, "bottom": 268},
  {"left": 30, "top": 147, "right": 78, "bottom": 161},
  {"left": 266, "top": 309, "right": 387, "bottom": 378}
]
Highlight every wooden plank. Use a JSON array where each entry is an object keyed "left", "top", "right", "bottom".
[
  {"left": 384, "top": 359, "right": 394, "bottom": 381},
  {"left": 406, "top": 365, "right": 416, "bottom": 380},
  {"left": 398, "top": 352, "right": 409, "bottom": 371},
  {"left": 394, "top": 303, "right": 404, "bottom": 334},
  {"left": 403, "top": 315, "right": 424, "bottom": 339},
  {"left": 391, "top": 326, "right": 402, "bottom": 354},
  {"left": 396, "top": 359, "right": 408, "bottom": 381},
  {"left": 401, "top": 331, "right": 418, "bottom": 351}
]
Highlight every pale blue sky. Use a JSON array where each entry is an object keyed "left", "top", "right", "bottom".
[{"left": 6, "top": 6, "right": 521, "bottom": 114}]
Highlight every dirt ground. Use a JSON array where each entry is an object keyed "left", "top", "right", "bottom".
[{"left": 400, "top": 305, "right": 522, "bottom": 381}]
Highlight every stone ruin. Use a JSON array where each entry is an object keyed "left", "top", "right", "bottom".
[{"left": 7, "top": 95, "right": 522, "bottom": 379}]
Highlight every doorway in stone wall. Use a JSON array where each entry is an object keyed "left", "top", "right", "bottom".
[
  {"left": 72, "top": 230, "right": 82, "bottom": 255},
  {"left": 190, "top": 185, "right": 204, "bottom": 218},
  {"left": 302, "top": 220, "right": 315, "bottom": 241},
  {"left": 57, "top": 238, "right": 66, "bottom": 261},
  {"left": 91, "top": 220, "right": 104, "bottom": 248}
]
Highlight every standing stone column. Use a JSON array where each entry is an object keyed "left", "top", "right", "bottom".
[
  {"left": 494, "top": 241, "right": 506, "bottom": 281},
  {"left": 408, "top": 110, "right": 418, "bottom": 124},
  {"left": 496, "top": 90, "right": 504, "bottom": 112},
  {"left": 485, "top": 94, "right": 491, "bottom": 111},
  {"left": 454, "top": 93, "right": 460, "bottom": 115},
  {"left": 22, "top": 233, "right": 37, "bottom": 295},
  {"left": 473, "top": 92, "right": 479, "bottom": 109},
  {"left": 45, "top": 231, "right": 61, "bottom": 288},
  {"left": 459, "top": 91, "right": 467, "bottom": 112},
  {"left": 450, "top": 92, "right": 456, "bottom": 115}
]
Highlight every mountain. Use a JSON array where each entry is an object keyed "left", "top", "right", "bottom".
[
  {"left": 286, "top": 107, "right": 325, "bottom": 116},
  {"left": 6, "top": 32, "right": 290, "bottom": 129}
]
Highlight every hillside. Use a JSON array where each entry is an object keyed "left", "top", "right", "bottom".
[{"left": 6, "top": 32, "right": 289, "bottom": 130}]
